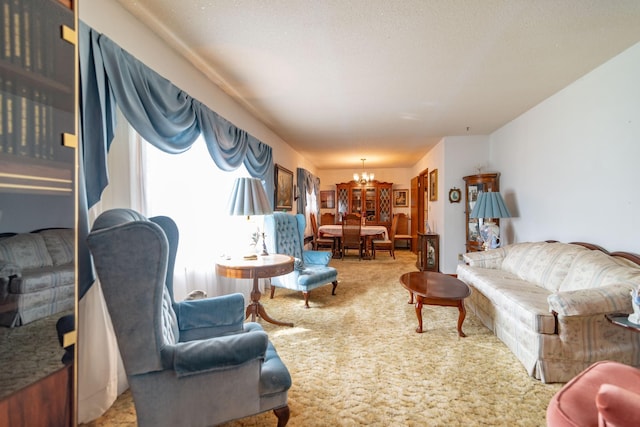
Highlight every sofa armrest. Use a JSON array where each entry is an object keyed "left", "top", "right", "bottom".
[
  {"left": 303, "top": 250, "right": 331, "bottom": 266},
  {"left": 0, "top": 261, "right": 22, "bottom": 279},
  {"left": 548, "top": 284, "right": 633, "bottom": 317},
  {"left": 167, "top": 329, "right": 269, "bottom": 377},
  {"left": 596, "top": 384, "right": 640, "bottom": 427},
  {"left": 462, "top": 247, "right": 507, "bottom": 269},
  {"left": 174, "top": 293, "right": 246, "bottom": 340}
]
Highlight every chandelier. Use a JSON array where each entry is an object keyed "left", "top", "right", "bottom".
[{"left": 353, "top": 158, "right": 374, "bottom": 184}]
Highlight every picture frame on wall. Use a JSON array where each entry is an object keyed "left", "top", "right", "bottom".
[
  {"left": 320, "top": 190, "right": 335, "bottom": 209},
  {"left": 275, "top": 164, "right": 294, "bottom": 211},
  {"left": 429, "top": 169, "right": 438, "bottom": 201},
  {"left": 393, "top": 189, "right": 409, "bottom": 207}
]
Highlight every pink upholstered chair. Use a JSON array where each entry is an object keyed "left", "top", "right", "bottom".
[{"left": 546, "top": 360, "right": 640, "bottom": 427}]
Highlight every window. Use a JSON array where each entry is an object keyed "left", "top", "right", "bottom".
[{"left": 145, "top": 136, "right": 256, "bottom": 299}]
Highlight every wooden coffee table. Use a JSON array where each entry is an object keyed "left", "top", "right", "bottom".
[{"left": 400, "top": 271, "right": 471, "bottom": 336}]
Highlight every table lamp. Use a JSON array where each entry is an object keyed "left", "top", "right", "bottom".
[
  {"left": 469, "top": 190, "right": 511, "bottom": 250},
  {"left": 227, "top": 177, "right": 273, "bottom": 258}
]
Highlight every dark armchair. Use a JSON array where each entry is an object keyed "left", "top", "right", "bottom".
[{"left": 86, "top": 208, "right": 291, "bottom": 427}]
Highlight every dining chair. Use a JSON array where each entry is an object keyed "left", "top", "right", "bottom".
[
  {"left": 371, "top": 213, "right": 398, "bottom": 259},
  {"left": 321, "top": 212, "right": 335, "bottom": 225},
  {"left": 394, "top": 213, "right": 413, "bottom": 251},
  {"left": 341, "top": 213, "right": 363, "bottom": 260},
  {"left": 310, "top": 212, "right": 335, "bottom": 251}
]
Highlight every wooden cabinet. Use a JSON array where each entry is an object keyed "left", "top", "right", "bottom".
[
  {"left": 0, "top": 0, "right": 77, "bottom": 425},
  {"left": 463, "top": 173, "right": 500, "bottom": 252},
  {"left": 417, "top": 232, "right": 439, "bottom": 271},
  {"left": 336, "top": 180, "right": 393, "bottom": 229}
]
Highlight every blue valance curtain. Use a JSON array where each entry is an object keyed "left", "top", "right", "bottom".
[
  {"left": 77, "top": 21, "right": 274, "bottom": 297},
  {"left": 296, "top": 168, "right": 320, "bottom": 214}
]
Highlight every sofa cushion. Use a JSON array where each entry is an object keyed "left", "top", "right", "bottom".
[
  {"left": 38, "top": 229, "right": 74, "bottom": 266},
  {"left": 502, "top": 242, "right": 587, "bottom": 292},
  {"left": 457, "top": 265, "right": 556, "bottom": 334},
  {"left": 0, "top": 234, "right": 53, "bottom": 269},
  {"left": 560, "top": 250, "right": 640, "bottom": 292}
]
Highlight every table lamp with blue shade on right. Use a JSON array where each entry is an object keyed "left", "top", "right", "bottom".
[{"left": 469, "top": 190, "right": 512, "bottom": 250}]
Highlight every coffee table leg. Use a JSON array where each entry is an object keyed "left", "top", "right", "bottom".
[
  {"left": 456, "top": 300, "right": 467, "bottom": 337},
  {"left": 414, "top": 295, "right": 424, "bottom": 333}
]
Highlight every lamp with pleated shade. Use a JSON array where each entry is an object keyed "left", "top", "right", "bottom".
[
  {"left": 469, "top": 191, "right": 511, "bottom": 250},
  {"left": 227, "top": 177, "right": 273, "bottom": 257}
]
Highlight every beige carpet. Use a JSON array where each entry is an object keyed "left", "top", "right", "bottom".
[{"left": 83, "top": 250, "right": 562, "bottom": 426}]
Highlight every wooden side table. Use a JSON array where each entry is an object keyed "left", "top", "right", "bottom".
[
  {"left": 605, "top": 313, "right": 640, "bottom": 333},
  {"left": 216, "top": 254, "right": 294, "bottom": 327}
]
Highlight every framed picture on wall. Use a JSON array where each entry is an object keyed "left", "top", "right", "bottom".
[
  {"left": 320, "top": 190, "right": 335, "bottom": 209},
  {"left": 275, "top": 164, "right": 294, "bottom": 211},
  {"left": 429, "top": 169, "right": 438, "bottom": 201},
  {"left": 393, "top": 189, "right": 409, "bottom": 207}
]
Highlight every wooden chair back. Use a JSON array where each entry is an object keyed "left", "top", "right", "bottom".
[
  {"left": 310, "top": 212, "right": 319, "bottom": 235},
  {"left": 321, "top": 212, "right": 335, "bottom": 225},
  {"left": 310, "top": 212, "right": 334, "bottom": 251},
  {"left": 341, "top": 214, "right": 363, "bottom": 259}
]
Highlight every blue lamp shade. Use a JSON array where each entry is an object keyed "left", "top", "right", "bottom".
[
  {"left": 228, "top": 177, "right": 273, "bottom": 217},
  {"left": 469, "top": 191, "right": 511, "bottom": 219}
]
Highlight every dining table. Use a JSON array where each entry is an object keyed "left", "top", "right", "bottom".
[{"left": 318, "top": 224, "right": 389, "bottom": 259}]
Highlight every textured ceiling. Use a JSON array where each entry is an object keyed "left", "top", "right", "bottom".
[{"left": 116, "top": 0, "right": 640, "bottom": 169}]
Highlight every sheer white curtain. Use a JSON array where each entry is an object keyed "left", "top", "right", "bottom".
[
  {"left": 304, "top": 190, "right": 318, "bottom": 246},
  {"left": 144, "top": 138, "right": 261, "bottom": 301},
  {"left": 78, "top": 112, "right": 139, "bottom": 423},
  {"left": 78, "top": 117, "right": 261, "bottom": 422}
]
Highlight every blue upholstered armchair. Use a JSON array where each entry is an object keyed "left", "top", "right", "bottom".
[
  {"left": 86, "top": 209, "right": 292, "bottom": 427},
  {"left": 264, "top": 213, "right": 338, "bottom": 308}
]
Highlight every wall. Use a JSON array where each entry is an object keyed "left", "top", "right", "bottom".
[
  {"left": 441, "top": 136, "right": 490, "bottom": 273},
  {"left": 491, "top": 41, "right": 640, "bottom": 253},
  {"left": 411, "top": 42, "right": 640, "bottom": 269}
]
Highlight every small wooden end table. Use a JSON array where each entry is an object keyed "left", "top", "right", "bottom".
[
  {"left": 216, "top": 254, "right": 294, "bottom": 327},
  {"left": 605, "top": 313, "right": 640, "bottom": 333},
  {"left": 400, "top": 271, "right": 471, "bottom": 336}
]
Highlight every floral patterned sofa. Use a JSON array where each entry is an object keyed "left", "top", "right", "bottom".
[
  {"left": 0, "top": 228, "right": 75, "bottom": 327},
  {"left": 456, "top": 241, "right": 640, "bottom": 383}
]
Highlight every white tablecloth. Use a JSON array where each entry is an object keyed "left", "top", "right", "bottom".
[{"left": 318, "top": 224, "right": 388, "bottom": 240}]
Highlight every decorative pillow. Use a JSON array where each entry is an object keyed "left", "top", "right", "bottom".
[
  {"left": 294, "top": 257, "right": 304, "bottom": 271},
  {"left": 38, "top": 229, "right": 74, "bottom": 265},
  {"left": 0, "top": 234, "right": 53, "bottom": 269}
]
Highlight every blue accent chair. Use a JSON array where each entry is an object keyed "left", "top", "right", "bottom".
[
  {"left": 264, "top": 213, "right": 338, "bottom": 308},
  {"left": 87, "top": 209, "right": 292, "bottom": 427}
]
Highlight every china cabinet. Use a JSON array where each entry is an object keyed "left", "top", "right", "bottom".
[
  {"left": 335, "top": 180, "right": 393, "bottom": 230},
  {"left": 463, "top": 173, "right": 500, "bottom": 252},
  {"left": 416, "top": 232, "right": 439, "bottom": 271},
  {"left": 0, "top": 0, "right": 77, "bottom": 425}
]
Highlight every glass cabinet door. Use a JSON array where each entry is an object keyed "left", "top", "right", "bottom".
[
  {"left": 364, "top": 186, "right": 376, "bottom": 222},
  {"left": 337, "top": 186, "right": 349, "bottom": 221},
  {"left": 378, "top": 185, "right": 391, "bottom": 224},
  {"left": 463, "top": 173, "right": 499, "bottom": 252},
  {"left": 350, "top": 187, "right": 361, "bottom": 215}
]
